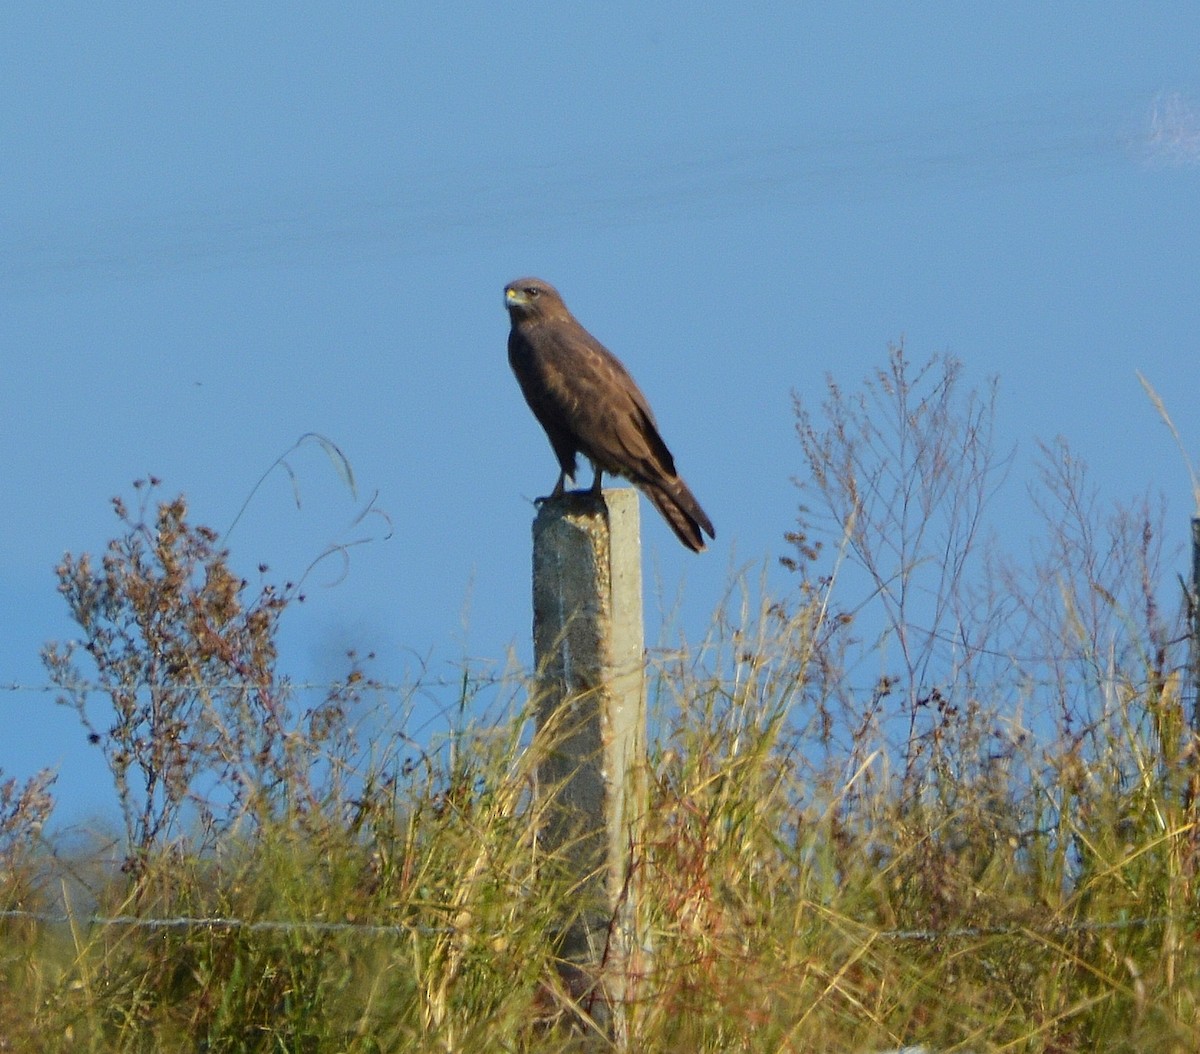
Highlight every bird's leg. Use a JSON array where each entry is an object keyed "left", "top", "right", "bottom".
[
  {"left": 535, "top": 472, "right": 568, "bottom": 505},
  {"left": 589, "top": 468, "right": 604, "bottom": 495}
]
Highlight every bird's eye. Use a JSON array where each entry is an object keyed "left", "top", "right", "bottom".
[{"left": 526, "top": 286, "right": 540, "bottom": 298}]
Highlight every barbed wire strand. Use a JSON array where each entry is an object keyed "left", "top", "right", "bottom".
[
  {"left": 0, "top": 678, "right": 510, "bottom": 695},
  {"left": 0, "top": 906, "right": 1185, "bottom": 944},
  {"left": 0, "top": 661, "right": 1185, "bottom": 701},
  {"left": 0, "top": 907, "right": 448, "bottom": 937}
]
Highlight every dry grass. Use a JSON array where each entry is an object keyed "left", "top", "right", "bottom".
[{"left": 4, "top": 351, "right": 1199, "bottom": 1051}]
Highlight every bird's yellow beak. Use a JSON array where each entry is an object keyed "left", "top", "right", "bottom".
[{"left": 505, "top": 286, "right": 523, "bottom": 307}]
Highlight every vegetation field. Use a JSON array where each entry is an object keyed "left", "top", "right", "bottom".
[{"left": 3, "top": 350, "right": 1198, "bottom": 1052}]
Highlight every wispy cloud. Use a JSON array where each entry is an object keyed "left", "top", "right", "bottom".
[
  {"left": 1138, "top": 90, "right": 1200, "bottom": 168},
  {"left": 4, "top": 88, "right": 1195, "bottom": 295}
]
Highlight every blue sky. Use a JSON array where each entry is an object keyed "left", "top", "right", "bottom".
[{"left": 3, "top": 5, "right": 1199, "bottom": 826}]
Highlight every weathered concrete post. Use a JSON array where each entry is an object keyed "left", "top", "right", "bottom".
[
  {"left": 1192, "top": 517, "right": 1200, "bottom": 734},
  {"left": 531, "top": 487, "right": 646, "bottom": 1038}
]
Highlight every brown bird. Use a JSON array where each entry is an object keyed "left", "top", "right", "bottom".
[{"left": 504, "top": 277, "right": 715, "bottom": 552}]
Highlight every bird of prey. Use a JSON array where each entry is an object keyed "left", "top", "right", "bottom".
[{"left": 504, "top": 277, "right": 715, "bottom": 553}]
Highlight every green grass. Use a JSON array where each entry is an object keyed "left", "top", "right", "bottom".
[
  {"left": 4, "top": 589, "right": 1199, "bottom": 1053},
  {"left": 6, "top": 355, "right": 1199, "bottom": 1051}
]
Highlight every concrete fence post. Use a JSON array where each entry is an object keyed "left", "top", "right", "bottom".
[
  {"left": 531, "top": 487, "right": 647, "bottom": 1041},
  {"left": 1191, "top": 517, "right": 1200, "bottom": 734}
]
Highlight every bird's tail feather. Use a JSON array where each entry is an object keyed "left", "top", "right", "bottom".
[{"left": 640, "top": 477, "right": 715, "bottom": 553}]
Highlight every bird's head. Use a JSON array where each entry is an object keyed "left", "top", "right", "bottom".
[{"left": 504, "top": 277, "right": 565, "bottom": 321}]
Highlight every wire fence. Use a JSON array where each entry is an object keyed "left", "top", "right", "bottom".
[
  {"left": 0, "top": 657, "right": 1191, "bottom": 704},
  {"left": 0, "top": 906, "right": 1187, "bottom": 945},
  {"left": 0, "top": 677, "right": 512, "bottom": 696},
  {"left": 0, "top": 907, "right": 437, "bottom": 938}
]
